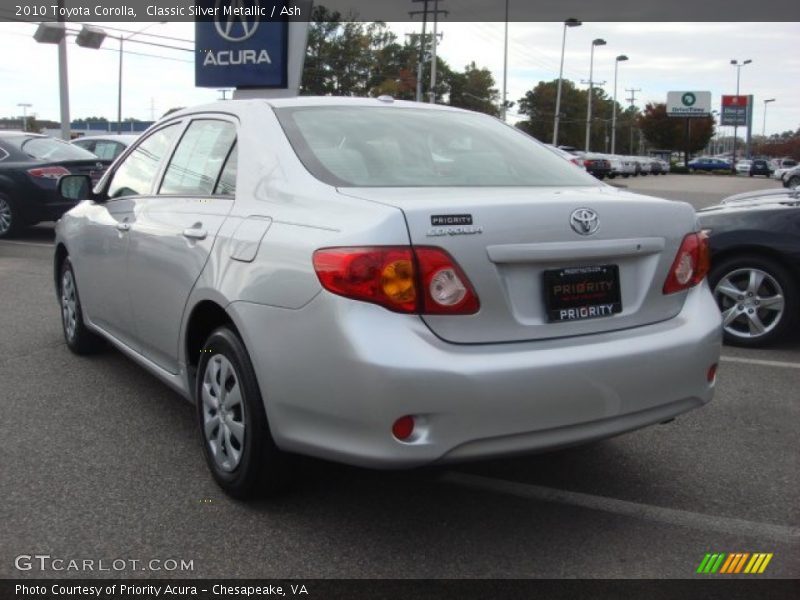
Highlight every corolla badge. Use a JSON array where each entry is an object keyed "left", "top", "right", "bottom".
[{"left": 570, "top": 208, "right": 599, "bottom": 236}]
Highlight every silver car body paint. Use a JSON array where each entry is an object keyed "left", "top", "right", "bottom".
[{"left": 55, "top": 97, "right": 721, "bottom": 468}]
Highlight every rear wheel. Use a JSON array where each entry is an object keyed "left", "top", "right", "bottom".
[
  {"left": 0, "top": 193, "right": 19, "bottom": 238},
  {"left": 788, "top": 175, "right": 800, "bottom": 190},
  {"left": 709, "top": 255, "right": 798, "bottom": 347},
  {"left": 59, "top": 257, "right": 104, "bottom": 354},
  {"left": 196, "top": 327, "right": 289, "bottom": 498}
]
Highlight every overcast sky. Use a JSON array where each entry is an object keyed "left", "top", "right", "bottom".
[{"left": 0, "top": 20, "right": 798, "bottom": 135}]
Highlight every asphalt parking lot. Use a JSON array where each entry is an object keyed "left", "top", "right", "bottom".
[{"left": 1, "top": 174, "right": 798, "bottom": 580}]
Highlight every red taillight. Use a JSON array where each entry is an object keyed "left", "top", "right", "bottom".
[
  {"left": 392, "top": 416, "right": 415, "bottom": 441},
  {"left": 707, "top": 363, "right": 718, "bottom": 383},
  {"left": 27, "top": 166, "right": 70, "bottom": 180},
  {"left": 312, "top": 246, "right": 479, "bottom": 315},
  {"left": 583, "top": 159, "right": 592, "bottom": 167},
  {"left": 663, "top": 231, "right": 711, "bottom": 294}
]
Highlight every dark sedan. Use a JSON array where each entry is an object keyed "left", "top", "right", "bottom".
[
  {"left": 749, "top": 159, "right": 773, "bottom": 177},
  {"left": 0, "top": 132, "right": 111, "bottom": 238},
  {"left": 688, "top": 157, "right": 731, "bottom": 172},
  {"left": 581, "top": 154, "right": 612, "bottom": 180},
  {"left": 697, "top": 190, "right": 800, "bottom": 346}
]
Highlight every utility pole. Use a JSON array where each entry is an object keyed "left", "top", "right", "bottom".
[
  {"left": 626, "top": 88, "right": 641, "bottom": 154},
  {"left": 410, "top": 0, "right": 447, "bottom": 103},
  {"left": 501, "top": 0, "right": 509, "bottom": 118}
]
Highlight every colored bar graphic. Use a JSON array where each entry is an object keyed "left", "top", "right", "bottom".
[{"left": 700, "top": 552, "right": 773, "bottom": 575}]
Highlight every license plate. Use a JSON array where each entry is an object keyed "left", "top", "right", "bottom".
[{"left": 543, "top": 265, "right": 622, "bottom": 322}]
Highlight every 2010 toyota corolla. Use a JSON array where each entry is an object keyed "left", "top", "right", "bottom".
[{"left": 54, "top": 97, "right": 721, "bottom": 498}]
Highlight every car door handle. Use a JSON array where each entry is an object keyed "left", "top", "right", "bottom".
[
  {"left": 116, "top": 222, "right": 130, "bottom": 232},
  {"left": 182, "top": 225, "right": 207, "bottom": 240}
]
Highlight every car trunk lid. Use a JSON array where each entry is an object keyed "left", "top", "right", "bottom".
[{"left": 339, "top": 185, "right": 698, "bottom": 344}]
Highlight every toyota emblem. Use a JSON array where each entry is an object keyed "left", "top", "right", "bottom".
[{"left": 570, "top": 208, "right": 599, "bottom": 236}]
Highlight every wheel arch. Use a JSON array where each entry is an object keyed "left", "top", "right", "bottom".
[
  {"left": 54, "top": 243, "right": 69, "bottom": 297},
  {"left": 710, "top": 245, "right": 800, "bottom": 282}
]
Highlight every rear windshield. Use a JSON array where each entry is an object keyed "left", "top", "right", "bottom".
[
  {"left": 20, "top": 137, "right": 97, "bottom": 161},
  {"left": 274, "top": 106, "right": 598, "bottom": 187}
]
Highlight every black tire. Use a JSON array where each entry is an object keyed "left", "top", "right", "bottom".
[
  {"left": 0, "top": 192, "right": 19, "bottom": 239},
  {"left": 708, "top": 255, "right": 799, "bottom": 348},
  {"left": 787, "top": 176, "right": 800, "bottom": 190},
  {"left": 196, "top": 327, "right": 289, "bottom": 499},
  {"left": 59, "top": 257, "right": 104, "bottom": 354}
]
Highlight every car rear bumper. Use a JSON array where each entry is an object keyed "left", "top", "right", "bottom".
[{"left": 229, "top": 283, "right": 721, "bottom": 468}]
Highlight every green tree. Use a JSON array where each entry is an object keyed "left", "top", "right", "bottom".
[
  {"left": 638, "top": 102, "right": 715, "bottom": 164},
  {"left": 449, "top": 62, "right": 500, "bottom": 117}
]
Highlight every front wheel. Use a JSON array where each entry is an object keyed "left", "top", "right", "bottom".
[
  {"left": 60, "top": 257, "right": 104, "bottom": 354},
  {"left": 787, "top": 175, "right": 800, "bottom": 190},
  {"left": 709, "top": 255, "right": 798, "bottom": 347},
  {"left": 196, "top": 327, "right": 289, "bottom": 498}
]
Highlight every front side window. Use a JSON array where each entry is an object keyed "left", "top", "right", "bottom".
[
  {"left": 107, "top": 124, "right": 181, "bottom": 199},
  {"left": 160, "top": 120, "right": 237, "bottom": 196},
  {"left": 92, "top": 141, "right": 125, "bottom": 160},
  {"left": 214, "top": 143, "right": 237, "bottom": 195},
  {"left": 274, "top": 106, "right": 599, "bottom": 188}
]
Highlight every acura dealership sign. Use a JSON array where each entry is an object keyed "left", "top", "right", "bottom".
[
  {"left": 195, "top": 0, "right": 289, "bottom": 88},
  {"left": 666, "top": 91, "right": 712, "bottom": 117}
]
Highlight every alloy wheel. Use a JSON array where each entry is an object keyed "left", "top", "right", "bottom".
[
  {"left": 61, "top": 270, "right": 78, "bottom": 341},
  {"left": 0, "top": 197, "right": 12, "bottom": 236},
  {"left": 201, "top": 354, "right": 246, "bottom": 472},
  {"left": 713, "top": 268, "right": 785, "bottom": 340}
]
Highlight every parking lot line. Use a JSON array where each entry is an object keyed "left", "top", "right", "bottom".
[
  {"left": 721, "top": 356, "right": 800, "bottom": 370},
  {"left": 441, "top": 471, "right": 800, "bottom": 544},
  {"left": 0, "top": 239, "right": 53, "bottom": 249}
]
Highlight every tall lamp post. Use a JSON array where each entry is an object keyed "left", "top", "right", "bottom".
[
  {"left": 610, "top": 54, "right": 628, "bottom": 154},
  {"left": 730, "top": 58, "right": 751, "bottom": 166},
  {"left": 552, "top": 18, "right": 581, "bottom": 145},
  {"left": 762, "top": 98, "right": 775, "bottom": 137},
  {"left": 585, "top": 38, "right": 606, "bottom": 152},
  {"left": 116, "top": 23, "right": 165, "bottom": 134},
  {"left": 17, "top": 103, "right": 32, "bottom": 132}
]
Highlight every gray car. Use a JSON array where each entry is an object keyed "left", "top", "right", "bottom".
[{"left": 55, "top": 97, "right": 722, "bottom": 498}]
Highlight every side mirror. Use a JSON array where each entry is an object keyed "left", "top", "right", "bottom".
[{"left": 58, "top": 174, "right": 93, "bottom": 202}]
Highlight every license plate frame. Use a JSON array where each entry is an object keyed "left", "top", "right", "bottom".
[{"left": 543, "top": 264, "right": 622, "bottom": 322}]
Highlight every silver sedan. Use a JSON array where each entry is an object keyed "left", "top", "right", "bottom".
[{"left": 54, "top": 97, "right": 722, "bottom": 498}]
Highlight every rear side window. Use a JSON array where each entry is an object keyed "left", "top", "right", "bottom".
[
  {"left": 92, "top": 141, "right": 125, "bottom": 160},
  {"left": 108, "top": 124, "right": 181, "bottom": 199},
  {"left": 160, "top": 120, "right": 236, "bottom": 196},
  {"left": 214, "top": 143, "right": 237, "bottom": 195}
]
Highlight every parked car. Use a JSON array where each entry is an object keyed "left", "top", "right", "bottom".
[
  {"left": 544, "top": 144, "right": 586, "bottom": 170},
  {"left": 603, "top": 154, "right": 637, "bottom": 178},
  {"left": 71, "top": 134, "right": 139, "bottom": 161},
  {"left": 581, "top": 153, "right": 612, "bottom": 179},
  {"left": 649, "top": 159, "right": 664, "bottom": 175},
  {"left": 688, "top": 157, "right": 732, "bottom": 172},
  {"left": 54, "top": 98, "right": 721, "bottom": 498},
  {"left": 735, "top": 159, "right": 752, "bottom": 175},
  {"left": 749, "top": 159, "right": 773, "bottom": 178},
  {"left": 782, "top": 166, "right": 800, "bottom": 189},
  {"left": 0, "top": 132, "right": 111, "bottom": 238},
  {"left": 698, "top": 190, "right": 799, "bottom": 347},
  {"left": 629, "top": 156, "right": 652, "bottom": 176},
  {"left": 657, "top": 159, "right": 670, "bottom": 174}
]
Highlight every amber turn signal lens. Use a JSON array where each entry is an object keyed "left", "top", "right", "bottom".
[{"left": 381, "top": 259, "right": 416, "bottom": 304}]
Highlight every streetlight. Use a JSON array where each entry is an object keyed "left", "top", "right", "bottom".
[
  {"left": 17, "top": 103, "right": 32, "bottom": 132},
  {"left": 114, "top": 23, "right": 166, "bottom": 134},
  {"left": 730, "top": 58, "right": 752, "bottom": 165},
  {"left": 610, "top": 54, "right": 628, "bottom": 154},
  {"left": 762, "top": 98, "right": 775, "bottom": 138},
  {"left": 585, "top": 38, "right": 607, "bottom": 152},
  {"left": 552, "top": 18, "right": 581, "bottom": 145},
  {"left": 33, "top": 18, "right": 70, "bottom": 140}
]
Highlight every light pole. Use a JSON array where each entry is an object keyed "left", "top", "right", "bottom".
[
  {"left": 730, "top": 58, "right": 751, "bottom": 166},
  {"left": 33, "top": 14, "right": 71, "bottom": 140},
  {"left": 552, "top": 18, "right": 581, "bottom": 144},
  {"left": 116, "top": 23, "right": 165, "bottom": 134},
  {"left": 610, "top": 54, "right": 628, "bottom": 154},
  {"left": 762, "top": 98, "right": 775, "bottom": 138},
  {"left": 17, "top": 103, "right": 32, "bottom": 132},
  {"left": 585, "top": 38, "right": 606, "bottom": 152}
]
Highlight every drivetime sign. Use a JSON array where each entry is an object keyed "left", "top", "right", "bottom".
[
  {"left": 195, "top": 0, "right": 288, "bottom": 88},
  {"left": 666, "top": 91, "right": 712, "bottom": 117}
]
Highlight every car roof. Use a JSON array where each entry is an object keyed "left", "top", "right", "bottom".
[
  {"left": 165, "top": 96, "right": 472, "bottom": 121},
  {"left": 72, "top": 134, "right": 139, "bottom": 144}
]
